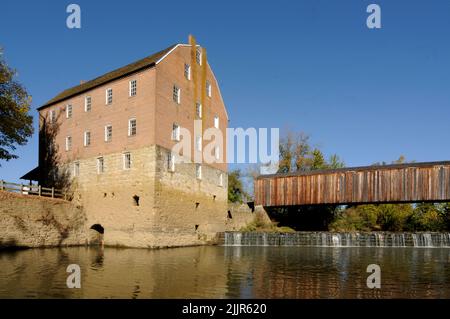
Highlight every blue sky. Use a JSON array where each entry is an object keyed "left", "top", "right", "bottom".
[{"left": 1, "top": 0, "right": 450, "bottom": 182}]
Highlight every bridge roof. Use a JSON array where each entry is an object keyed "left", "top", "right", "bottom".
[{"left": 257, "top": 161, "right": 450, "bottom": 179}]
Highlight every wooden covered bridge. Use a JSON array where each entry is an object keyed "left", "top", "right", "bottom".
[{"left": 254, "top": 161, "right": 450, "bottom": 207}]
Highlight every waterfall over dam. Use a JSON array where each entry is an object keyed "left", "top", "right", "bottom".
[{"left": 222, "top": 232, "right": 450, "bottom": 248}]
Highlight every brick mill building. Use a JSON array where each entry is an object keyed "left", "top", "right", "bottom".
[{"left": 22, "top": 37, "right": 232, "bottom": 247}]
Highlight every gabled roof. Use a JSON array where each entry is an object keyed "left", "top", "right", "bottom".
[{"left": 38, "top": 44, "right": 177, "bottom": 110}]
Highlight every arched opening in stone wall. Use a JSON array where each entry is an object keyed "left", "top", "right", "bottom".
[
  {"left": 90, "top": 224, "right": 104, "bottom": 234},
  {"left": 89, "top": 224, "right": 105, "bottom": 246}
]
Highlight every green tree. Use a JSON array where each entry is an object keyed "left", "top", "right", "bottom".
[
  {"left": 311, "top": 149, "right": 327, "bottom": 170},
  {"left": 0, "top": 48, "right": 33, "bottom": 162},
  {"left": 228, "top": 169, "right": 247, "bottom": 203}
]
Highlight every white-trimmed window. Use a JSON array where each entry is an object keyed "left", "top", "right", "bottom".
[
  {"left": 214, "top": 145, "right": 220, "bottom": 160},
  {"left": 168, "top": 152, "right": 175, "bottom": 172},
  {"left": 85, "top": 96, "right": 92, "bottom": 112},
  {"left": 219, "top": 173, "right": 223, "bottom": 187},
  {"left": 97, "top": 157, "right": 104, "bottom": 174},
  {"left": 66, "top": 104, "right": 72, "bottom": 119},
  {"left": 214, "top": 115, "right": 219, "bottom": 129},
  {"left": 196, "top": 164, "right": 202, "bottom": 180},
  {"left": 49, "top": 110, "right": 56, "bottom": 123},
  {"left": 123, "top": 152, "right": 131, "bottom": 170},
  {"left": 184, "top": 64, "right": 191, "bottom": 80},
  {"left": 128, "top": 118, "right": 137, "bottom": 136},
  {"left": 196, "top": 135, "right": 202, "bottom": 151},
  {"left": 172, "top": 123, "right": 180, "bottom": 141},
  {"left": 106, "top": 88, "right": 113, "bottom": 105},
  {"left": 129, "top": 80, "right": 137, "bottom": 97},
  {"left": 65, "top": 136, "right": 72, "bottom": 151},
  {"left": 73, "top": 162, "right": 80, "bottom": 177},
  {"left": 84, "top": 131, "right": 91, "bottom": 147},
  {"left": 196, "top": 47, "right": 202, "bottom": 65},
  {"left": 206, "top": 81, "right": 212, "bottom": 97},
  {"left": 105, "top": 125, "right": 112, "bottom": 142},
  {"left": 173, "top": 85, "right": 181, "bottom": 104},
  {"left": 196, "top": 102, "right": 202, "bottom": 119}
]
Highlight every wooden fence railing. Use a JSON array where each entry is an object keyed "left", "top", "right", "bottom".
[{"left": 0, "top": 180, "right": 65, "bottom": 199}]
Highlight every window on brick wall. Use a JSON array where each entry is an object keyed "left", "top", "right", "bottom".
[
  {"left": 214, "top": 145, "right": 220, "bottom": 160},
  {"left": 206, "top": 81, "right": 211, "bottom": 98},
  {"left": 214, "top": 115, "right": 219, "bottom": 129},
  {"left": 184, "top": 64, "right": 191, "bottom": 80},
  {"left": 173, "top": 85, "right": 181, "bottom": 104},
  {"left": 49, "top": 110, "right": 56, "bottom": 123},
  {"left": 84, "top": 131, "right": 91, "bottom": 147},
  {"left": 123, "top": 152, "right": 131, "bottom": 170},
  {"left": 196, "top": 102, "right": 202, "bottom": 119},
  {"left": 66, "top": 104, "right": 72, "bottom": 119},
  {"left": 85, "top": 96, "right": 92, "bottom": 112},
  {"left": 196, "top": 135, "right": 202, "bottom": 152},
  {"left": 106, "top": 88, "right": 113, "bottom": 105},
  {"left": 65, "top": 136, "right": 72, "bottom": 151},
  {"left": 196, "top": 164, "right": 202, "bottom": 180},
  {"left": 168, "top": 152, "right": 175, "bottom": 172},
  {"left": 105, "top": 125, "right": 112, "bottom": 142},
  {"left": 196, "top": 47, "right": 202, "bottom": 65},
  {"left": 129, "top": 80, "right": 137, "bottom": 97},
  {"left": 73, "top": 162, "right": 80, "bottom": 177},
  {"left": 128, "top": 118, "right": 137, "bottom": 137},
  {"left": 172, "top": 123, "right": 180, "bottom": 141},
  {"left": 97, "top": 157, "right": 104, "bottom": 174}
]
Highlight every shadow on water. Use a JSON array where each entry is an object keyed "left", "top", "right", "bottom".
[{"left": 0, "top": 246, "right": 449, "bottom": 298}]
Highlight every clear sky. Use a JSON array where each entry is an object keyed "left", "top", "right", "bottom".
[{"left": 1, "top": 0, "right": 450, "bottom": 182}]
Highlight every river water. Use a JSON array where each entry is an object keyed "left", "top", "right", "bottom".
[{"left": 0, "top": 245, "right": 449, "bottom": 298}]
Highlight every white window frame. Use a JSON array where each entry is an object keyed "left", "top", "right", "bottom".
[
  {"left": 214, "top": 145, "right": 220, "bottom": 160},
  {"left": 196, "top": 102, "right": 202, "bottom": 119},
  {"left": 97, "top": 157, "right": 104, "bottom": 174},
  {"left": 196, "top": 135, "right": 202, "bottom": 152},
  {"left": 49, "top": 110, "right": 56, "bottom": 123},
  {"left": 123, "top": 152, "right": 131, "bottom": 170},
  {"left": 129, "top": 80, "right": 137, "bottom": 97},
  {"left": 85, "top": 96, "right": 92, "bottom": 112},
  {"left": 172, "top": 123, "right": 180, "bottom": 141},
  {"left": 105, "top": 125, "right": 112, "bottom": 142},
  {"left": 196, "top": 164, "right": 202, "bottom": 180},
  {"left": 196, "top": 47, "right": 202, "bottom": 65},
  {"left": 184, "top": 64, "right": 191, "bottom": 80},
  {"left": 106, "top": 88, "right": 113, "bottom": 105},
  {"left": 173, "top": 85, "right": 181, "bottom": 104},
  {"left": 65, "top": 136, "right": 72, "bottom": 151},
  {"left": 206, "top": 81, "right": 212, "bottom": 98},
  {"left": 128, "top": 118, "right": 137, "bottom": 137},
  {"left": 214, "top": 115, "right": 219, "bottom": 129},
  {"left": 66, "top": 104, "right": 72, "bottom": 119},
  {"left": 168, "top": 152, "right": 175, "bottom": 172},
  {"left": 84, "top": 131, "right": 91, "bottom": 147},
  {"left": 73, "top": 162, "right": 80, "bottom": 177}
]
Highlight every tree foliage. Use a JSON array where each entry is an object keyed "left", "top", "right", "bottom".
[
  {"left": 228, "top": 169, "right": 248, "bottom": 203},
  {"left": 277, "top": 131, "right": 345, "bottom": 173},
  {"left": 0, "top": 48, "right": 33, "bottom": 162}
]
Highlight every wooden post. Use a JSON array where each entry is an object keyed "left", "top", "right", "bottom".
[
  {"left": 0, "top": 180, "right": 3, "bottom": 191},
  {"left": 51, "top": 187, "right": 55, "bottom": 198},
  {"left": 21, "top": 183, "right": 24, "bottom": 194},
  {"left": 38, "top": 185, "right": 42, "bottom": 197}
]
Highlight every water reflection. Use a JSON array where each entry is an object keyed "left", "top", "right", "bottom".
[{"left": 0, "top": 246, "right": 449, "bottom": 298}]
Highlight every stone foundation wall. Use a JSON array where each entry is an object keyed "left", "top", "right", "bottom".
[
  {"left": 0, "top": 191, "right": 87, "bottom": 248},
  {"left": 66, "top": 144, "right": 249, "bottom": 248}
]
